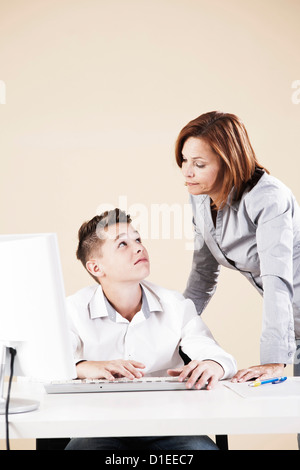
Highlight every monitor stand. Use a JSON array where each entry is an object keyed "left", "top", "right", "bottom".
[
  {"left": 0, "top": 396, "right": 39, "bottom": 414},
  {"left": 0, "top": 345, "right": 39, "bottom": 415}
]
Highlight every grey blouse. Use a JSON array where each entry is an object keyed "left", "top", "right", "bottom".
[{"left": 184, "top": 171, "right": 300, "bottom": 365}]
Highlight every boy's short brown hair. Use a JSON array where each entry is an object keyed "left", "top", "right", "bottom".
[{"left": 76, "top": 208, "right": 132, "bottom": 282}]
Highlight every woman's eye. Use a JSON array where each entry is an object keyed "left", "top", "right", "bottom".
[
  {"left": 118, "top": 241, "right": 127, "bottom": 248},
  {"left": 136, "top": 238, "right": 142, "bottom": 243},
  {"left": 195, "top": 163, "right": 205, "bottom": 169}
]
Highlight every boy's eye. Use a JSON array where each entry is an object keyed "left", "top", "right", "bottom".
[{"left": 117, "top": 237, "right": 142, "bottom": 248}]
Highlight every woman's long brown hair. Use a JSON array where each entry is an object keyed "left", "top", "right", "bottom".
[{"left": 175, "top": 111, "right": 269, "bottom": 209}]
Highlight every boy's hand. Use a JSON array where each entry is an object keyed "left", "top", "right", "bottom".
[
  {"left": 76, "top": 359, "right": 145, "bottom": 380},
  {"left": 167, "top": 360, "right": 224, "bottom": 390}
]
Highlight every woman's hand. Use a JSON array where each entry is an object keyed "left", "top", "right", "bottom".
[
  {"left": 76, "top": 359, "right": 146, "bottom": 380},
  {"left": 167, "top": 360, "right": 224, "bottom": 390},
  {"left": 231, "top": 363, "right": 285, "bottom": 383}
]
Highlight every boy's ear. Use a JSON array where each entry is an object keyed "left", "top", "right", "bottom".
[{"left": 86, "top": 260, "right": 104, "bottom": 278}]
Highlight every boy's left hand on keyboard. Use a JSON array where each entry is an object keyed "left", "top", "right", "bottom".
[{"left": 76, "top": 359, "right": 146, "bottom": 381}]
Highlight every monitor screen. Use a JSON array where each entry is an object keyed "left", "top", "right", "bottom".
[{"left": 0, "top": 233, "right": 76, "bottom": 382}]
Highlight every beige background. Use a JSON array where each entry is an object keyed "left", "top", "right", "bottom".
[{"left": 1, "top": 0, "right": 300, "bottom": 450}]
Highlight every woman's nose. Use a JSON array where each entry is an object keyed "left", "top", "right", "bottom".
[{"left": 182, "top": 163, "right": 194, "bottom": 178}]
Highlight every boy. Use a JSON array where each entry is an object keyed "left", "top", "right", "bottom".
[{"left": 65, "top": 209, "right": 236, "bottom": 451}]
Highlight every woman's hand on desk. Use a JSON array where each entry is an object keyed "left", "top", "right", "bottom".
[
  {"left": 76, "top": 359, "right": 146, "bottom": 380},
  {"left": 231, "top": 363, "right": 285, "bottom": 383},
  {"left": 167, "top": 360, "right": 224, "bottom": 390}
]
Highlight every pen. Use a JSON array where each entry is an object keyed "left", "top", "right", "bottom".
[{"left": 249, "top": 376, "right": 287, "bottom": 387}]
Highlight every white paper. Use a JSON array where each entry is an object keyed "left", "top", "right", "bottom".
[{"left": 224, "top": 377, "right": 300, "bottom": 398}]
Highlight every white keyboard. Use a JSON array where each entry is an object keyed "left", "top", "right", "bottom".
[{"left": 44, "top": 376, "right": 200, "bottom": 394}]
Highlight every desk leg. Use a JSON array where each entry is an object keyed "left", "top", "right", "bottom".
[
  {"left": 215, "top": 435, "right": 228, "bottom": 450},
  {"left": 36, "top": 438, "right": 70, "bottom": 450}
]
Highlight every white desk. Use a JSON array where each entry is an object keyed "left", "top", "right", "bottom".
[{"left": 1, "top": 379, "right": 300, "bottom": 441}]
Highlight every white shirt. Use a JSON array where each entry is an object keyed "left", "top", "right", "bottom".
[{"left": 66, "top": 280, "right": 237, "bottom": 379}]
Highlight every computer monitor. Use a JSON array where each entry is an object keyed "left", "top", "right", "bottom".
[{"left": 0, "top": 233, "right": 76, "bottom": 414}]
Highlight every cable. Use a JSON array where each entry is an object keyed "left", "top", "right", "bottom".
[{"left": 5, "top": 348, "right": 17, "bottom": 451}]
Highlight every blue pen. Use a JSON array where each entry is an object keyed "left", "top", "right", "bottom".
[{"left": 249, "top": 376, "right": 287, "bottom": 387}]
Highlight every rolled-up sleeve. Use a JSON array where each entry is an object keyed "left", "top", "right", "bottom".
[
  {"left": 249, "top": 187, "right": 296, "bottom": 364},
  {"left": 180, "top": 298, "right": 237, "bottom": 379},
  {"left": 184, "top": 219, "right": 220, "bottom": 314}
]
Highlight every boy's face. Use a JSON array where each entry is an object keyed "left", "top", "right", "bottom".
[{"left": 88, "top": 223, "right": 150, "bottom": 283}]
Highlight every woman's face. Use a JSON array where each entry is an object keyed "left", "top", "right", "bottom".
[{"left": 181, "top": 137, "right": 223, "bottom": 201}]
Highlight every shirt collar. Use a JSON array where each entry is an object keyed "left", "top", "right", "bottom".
[
  {"left": 225, "top": 187, "right": 240, "bottom": 211},
  {"left": 198, "top": 189, "right": 240, "bottom": 212},
  {"left": 88, "top": 282, "right": 163, "bottom": 321},
  {"left": 218, "top": 171, "right": 267, "bottom": 212}
]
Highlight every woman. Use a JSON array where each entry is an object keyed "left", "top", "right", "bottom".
[{"left": 175, "top": 111, "right": 300, "bottom": 382}]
